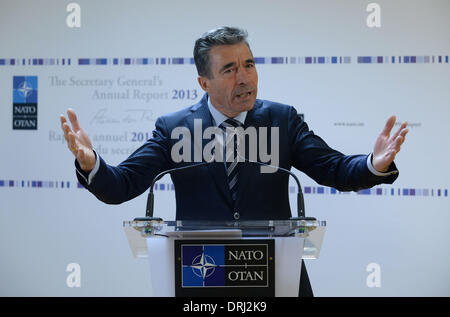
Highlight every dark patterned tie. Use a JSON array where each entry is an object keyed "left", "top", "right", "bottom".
[{"left": 219, "top": 118, "right": 243, "bottom": 202}]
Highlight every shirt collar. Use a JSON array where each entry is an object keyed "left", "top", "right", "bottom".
[{"left": 207, "top": 95, "right": 247, "bottom": 127}]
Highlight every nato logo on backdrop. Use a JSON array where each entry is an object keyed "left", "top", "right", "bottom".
[{"left": 13, "top": 76, "right": 38, "bottom": 130}]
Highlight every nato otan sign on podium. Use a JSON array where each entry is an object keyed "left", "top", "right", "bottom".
[{"left": 174, "top": 239, "right": 275, "bottom": 296}]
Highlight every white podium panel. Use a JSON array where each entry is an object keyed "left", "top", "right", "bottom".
[{"left": 124, "top": 219, "right": 325, "bottom": 297}]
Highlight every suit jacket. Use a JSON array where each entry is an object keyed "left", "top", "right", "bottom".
[{"left": 77, "top": 93, "right": 398, "bottom": 220}]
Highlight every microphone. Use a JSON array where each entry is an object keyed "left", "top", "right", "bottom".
[
  {"left": 134, "top": 151, "right": 216, "bottom": 222},
  {"left": 235, "top": 141, "right": 314, "bottom": 221}
]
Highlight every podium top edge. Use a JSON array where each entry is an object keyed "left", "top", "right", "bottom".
[{"left": 123, "top": 219, "right": 326, "bottom": 228}]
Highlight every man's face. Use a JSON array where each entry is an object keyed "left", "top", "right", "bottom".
[{"left": 198, "top": 42, "right": 258, "bottom": 118}]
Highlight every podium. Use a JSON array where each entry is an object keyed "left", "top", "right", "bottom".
[{"left": 124, "top": 219, "right": 326, "bottom": 297}]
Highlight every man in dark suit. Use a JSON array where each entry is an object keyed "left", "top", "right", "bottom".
[{"left": 60, "top": 27, "right": 408, "bottom": 296}]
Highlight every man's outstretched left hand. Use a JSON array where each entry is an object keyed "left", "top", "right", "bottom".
[{"left": 372, "top": 115, "right": 408, "bottom": 173}]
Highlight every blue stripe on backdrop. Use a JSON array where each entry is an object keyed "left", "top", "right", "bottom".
[
  {"left": 0, "top": 179, "right": 448, "bottom": 200},
  {"left": 1, "top": 55, "right": 448, "bottom": 66}
]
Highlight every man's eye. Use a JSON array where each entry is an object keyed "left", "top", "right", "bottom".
[{"left": 246, "top": 63, "right": 254, "bottom": 68}]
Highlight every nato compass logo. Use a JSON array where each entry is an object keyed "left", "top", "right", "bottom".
[
  {"left": 182, "top": 245, "right": 226, "bottom": 287},
  {"left": 13, "top": 76, "right": 38, "bottom": 130}
]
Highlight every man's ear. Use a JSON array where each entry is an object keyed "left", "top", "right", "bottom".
[{"left": 197, "top": 76, "right": 209, "bottom": 92}]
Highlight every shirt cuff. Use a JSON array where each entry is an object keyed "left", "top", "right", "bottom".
[
  {"left": 366, "top": 153, "right": 398, "bottom": 177},
  {"left": 75, "top": 150, "right": 100, "bottom": 185}
]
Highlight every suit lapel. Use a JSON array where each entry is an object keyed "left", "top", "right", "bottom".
[
  {"left": 188, "top": 94, "right": 233, "bottom": 210},
  {"left": 187, "top": 96, "right": 268, "bottom": 215},
  {"left": 235, "top": 100, "right": 267, "bottom": 213}
]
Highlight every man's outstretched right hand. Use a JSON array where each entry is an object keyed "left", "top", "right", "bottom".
[{"left": 60, "top": 108, "right": 96, "bottom": 173}]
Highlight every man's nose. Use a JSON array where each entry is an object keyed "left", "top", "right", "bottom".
[{"left": 235, "top": 66, "right": 249, "bottom": 85}]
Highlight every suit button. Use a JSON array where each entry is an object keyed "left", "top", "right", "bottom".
[{"left": 234, "top": 212, "right": 240, "bottom": 220}]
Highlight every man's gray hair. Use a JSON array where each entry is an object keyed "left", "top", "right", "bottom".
[{"left": 194, "top": 26, "right": 251, "bottom": 79}]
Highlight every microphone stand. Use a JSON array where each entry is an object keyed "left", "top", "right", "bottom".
[
  {"left": 235, "top": 145, "right": 315, "bottom": 221},
  {"left": 134, "top": 161, "right": 213, "bottom": 222}
]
